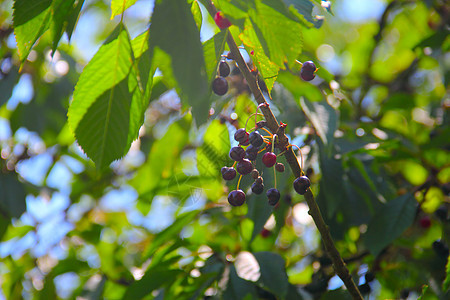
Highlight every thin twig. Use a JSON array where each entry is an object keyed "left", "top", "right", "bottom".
[{"left": 203, "top": 1, "right": 363, "bottom": 299}]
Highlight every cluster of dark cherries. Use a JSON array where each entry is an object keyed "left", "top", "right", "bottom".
[
  {"left": 221, "top": 121, "right": 312, "bottom": 207},
  {"left": 212, "top": 11, "right": 316, "bottom": 207}
]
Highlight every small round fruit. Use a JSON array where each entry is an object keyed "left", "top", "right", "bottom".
[
  {"left": 236, "top": 159, "right": 253, "bottom": 175},
  {"left": 255, "top": 176, "right": 263, "bottom": 185},
  {"left": 358, "top": 283, "right": 371, "bottom": 294},
  {"left": 365, "top": 272, "right": 375, "bottom": 283},
  {"left": 302, "top": 61, "right": 316, "bottom": 72},
  {"left": 228, "top": 190, "right": 245, "bottom": 206},
  {"left": 262, "top": 152, "right": 277, "bottom": 168},
  {"left": 250, "top": 169, "right": 259, "bottom": 179},
  {"left": 267, "top": 188, "right": 280, "bottom": 206},
  {"left": 229, "top": 146, "right": 245, "bottom": 161},
  {"left": 275, "top": 163, "right": 285, "bottom": 172},
  {"left": 219, "top": 61, "right": 230, "bottom": 77},
  {"left": 300, "top": 69, "right": 315, "bottom": 81},
  {"left": 293, "top": 176, "right": 311, "bottom": 195},
  {"left": 419, "top": 216, "right": 431, "bottom": 228},
  {"left": 240, "top": 138, "right": 250, "bottom": 146},
  {"left": 260, "top": 228, "right": 270, "bottom": 238},
  {"left": 214, "top": 11, "right": 232, "bottom": 29},
  {"left": 251, "top": 181, "right": 264, "bottom": 194},
  {"left": 221, "top": 167, "right": 236, "bottom": 180},
  {"left": 212, "top": 77, "right": 228, "bottom": 95},
  {"left": 234, "top": 128, "right": 249, "bottom": 143},
  {"left": 245, "top": 150, "right": 257, "bottom": 161},
  {"left": 249, "top": 131, "right": 264, "bottom": 147}
]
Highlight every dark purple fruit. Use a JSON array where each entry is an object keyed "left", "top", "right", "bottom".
[
  {"left": 251, "top": 181, "right": 264, "bottom": 194},
  {"left": 251, "top": 169, "right": 259, "bottom": 179},
  {"left": 212, "top": 77, "right": 228, "bottom": 95},
  {"left": 267, "top": 188, "right": 280, "bottom": 206},
  {"left": 240, "top": 138, "right": 250, "bottom": 146},
  {"left": 221, "top": 167, "right": 236, "bottom": 180},
  {"left": 262, "top": 152, "right": 277, "bottom": 168},
  {"left": 300, "top": 61, "right": 317, "bottom": 82},
  {"left": 229, "top": 146, "right": 245, "bottom": 161},
  {"left": 255, "top": 176, "right": 263, "bottom": 185},
  {"left": 275, "top": 163, "right": 285, "bottom": 172},
  {"left": 228, "top": 190, "right": 246, "bottom": 206},
  {"left": 236, "top": 159, "right": 253, "bottom": 175},
  {"left": 219, "top": 61, "right": 230, "bottom": 77},
  {"left": 249, "top": 131, "right": 264, "bottom": 147},
  {"left": 301, "top": 70, "right": 315, "bottom": 81},
  {"left": 245, "top": 150, "right": 257, "bottom": 161},
  {"left": 293, "top": 176, "right": 310, "bottom": 195},
  {"left": 302, "top": 61, "right": 316, "bottom": 72},
  {"left": 234, "top": 128, "right": 249, "bottom": 143}
]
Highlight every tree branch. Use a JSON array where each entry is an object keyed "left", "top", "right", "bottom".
[{"left": 203, "top": 2, "right": 363, "bottom": 299}]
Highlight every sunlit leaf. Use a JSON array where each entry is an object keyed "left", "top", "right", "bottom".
[
  {"left": 13, "top": 0, "right": 52, "bottom": 62},
  {"left": 131, "top": 117, "right": 191, "bottom": 197},
  {"left": 191, "top": 0, "right": 202, "bottom": 30},
  {"left": 68, "top": 25, "right": 142, "bottom": 168},
  {"left": 197, "top": 120, "right": 230, "bottom": 179},
  {"left": 111, "top": 0, "right": 138, "bottom": 19},
  {"left": 203, "top": 30, "right": 228, "bottom": 83}
]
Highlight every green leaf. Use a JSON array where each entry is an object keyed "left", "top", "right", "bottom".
[
  {"left": 197, "top": 120, "right": 230, "bottom": 178},
  {"left": 234, "top": 251, "right": 289, "bottom": 298},
  {"left": 191, "top": 0, "right": 202, "bottom": 30},
  {"left": 124, "top": 260, "right": 183, "bottom": 300},
  {"left": 223, "top": 264, "right": 258, "bottom": 300},
  {"left": 13, "top": 0, "right": 52, "bottom": 62},
  {"left": 131, "top": 117, "right": 191, "bottom": 196},
  {"left": 240, "top": 18, "right": 279, "bottom": 93},
  {"left": 142, "top": 210, "right": 200, "bottom": 260},
  {"left": 248, "top": 2, "right": 303, "bottom": 68},
  {"left": 68, "top": 25, "right": 142, "bottom": 168},
  {"left": 50, "top": 0, "right": 76, "bottom": 52},
  {"left": 0, "top": 66, "right": 19, "bottom": 107},
  {"left": 148, "top": 0, "right": 209, "bottom": 125},
  {"left": 283, "top": 0, "right": 322, "bottom": 28},
  {"left": 0, "top": 172, "right": 26, "bottom": 219},
  {"left": 203, "top": 30, "right": 228, "bottom": 83},
  {"left": 0, "top": 215, "right": 10, "bottom": 241},
  {"left": 364, "top": 193, "right": 417, "bottom": 256},
  {"left": 65, "top": 0, "right": 85, "bottom": 41},
  {"left": 111, "top": 0, "right": 138, "bottom": 19},
  {"left": 300, "top": 97, "right": 337, "bottom": 154},
  {"left": 443, "top": 258, "right": 450, "bottom": 292}
]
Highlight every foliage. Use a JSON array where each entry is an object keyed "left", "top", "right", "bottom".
[{"left": 0, "top": 0, "right": 449, "bottom": 299}]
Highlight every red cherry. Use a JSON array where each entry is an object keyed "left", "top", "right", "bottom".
[
  {"left": 262, "top": 152, "right": 277, "bottom": 168},
  {"left": 214, "top": 11, "right": 232, "bottom": 29},
  {"left": 419, "top": 216, "right": 431, "bottom": 228},
  {"left": 260, "top": 228, "right": 271, "bottom": 238}
]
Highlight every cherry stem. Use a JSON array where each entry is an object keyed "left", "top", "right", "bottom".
[
  {"left": 273, "top": 161, "right": 277, "bottom": 189},
  {"left": 232, "top": 161, "right": 237, "bottom": 168},
  {"left": 259, "top": 127, "right": 273, "bottom": 137},
  {"left": 271, "top": 134, "right": 277, "bottom": 153},
  {"left": 244, "top": 112, "right": 264, "bottom": 131},
  {"left": 289, "top": 144, "right": 304, "bottom": 172},
  {"left": 237, "top": 174, "right": 243, "bottom": 190}
]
